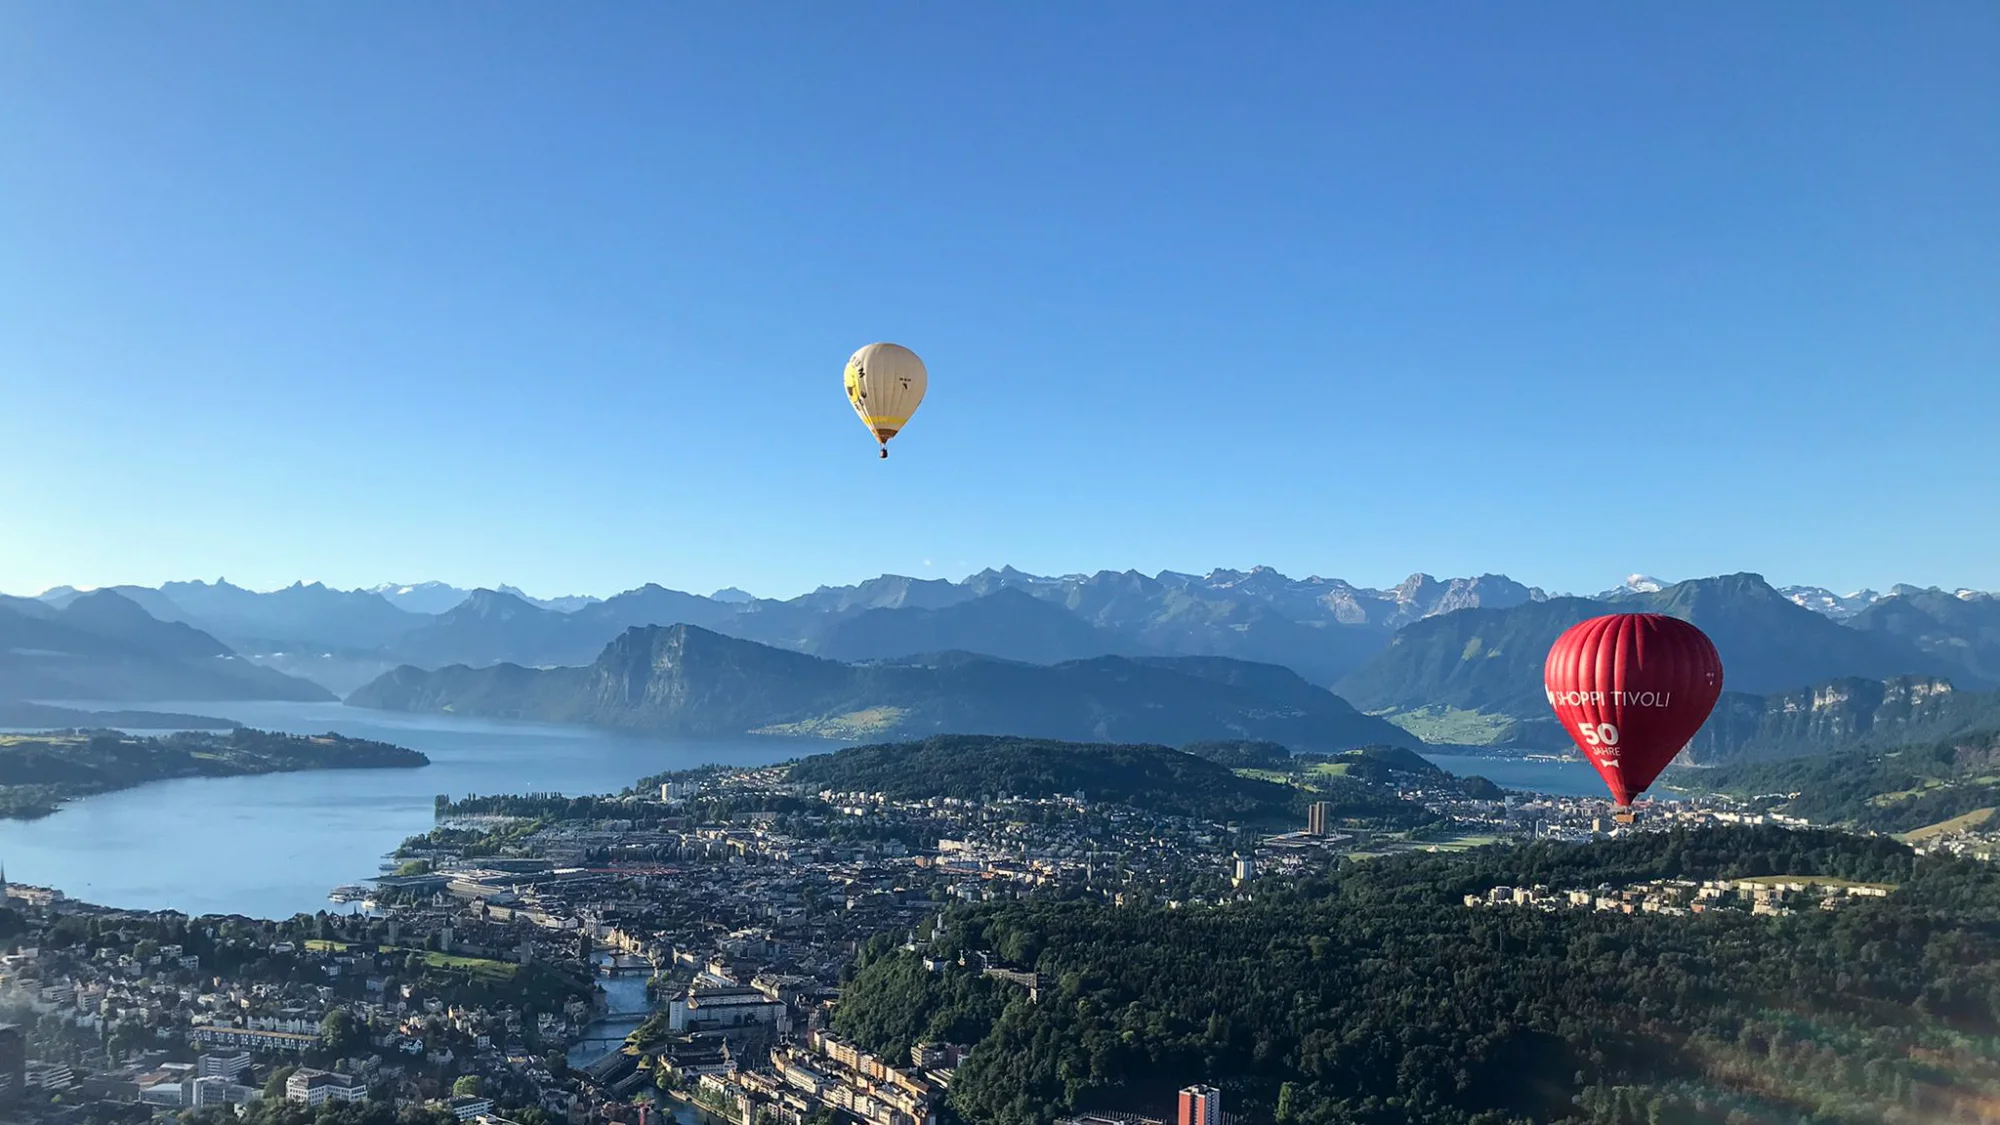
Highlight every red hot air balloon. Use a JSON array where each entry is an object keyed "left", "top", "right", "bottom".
[{"left": 1544, "top": 614, "right": 1723, "bottom": 816}]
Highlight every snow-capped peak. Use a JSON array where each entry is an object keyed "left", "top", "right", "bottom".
[{"left": 1777, "top": 585, "right": 1882, "bottom": 620}]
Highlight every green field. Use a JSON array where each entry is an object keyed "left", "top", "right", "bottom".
[
  {"left": 1897, "top": 807, "right": 1997, "bottom": 843},
  {"left": 755, "top": 707, "right": 909, "bottom": 738},
  {"left": 1375, "top": 706, "right": 1518, "bottom": 746},
  {"left": 1233, "top": 761, "right": 1352, "bottom": 788},
  {"left": 1232, "top": 768, "right": 1294, "bottom": 785},
  {"left": 303, "top": 939, "right": 519, "bottom": 979},
  {"left": 0, "top": 733, "right": 83, "bottom": 748},
  {"left": 422, "top": 951, "right": 519, "bottom": 979}
]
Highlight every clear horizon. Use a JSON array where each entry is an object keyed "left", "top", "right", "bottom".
[
  {"left": 5, "top": 565, "right": 1962, "bottom": 606},
  {"left": 4, "top": 5, "right": 1995, "bottom": 600}
]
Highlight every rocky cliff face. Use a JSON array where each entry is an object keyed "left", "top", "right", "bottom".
[
  {"left": 576, "top": 624, "right": 852, "bottom": 733},
  {"left": 1685, "top": 675, "right": 1996, "bottom": 763},
  {"left": 350, "top": 623, "right": 1418, "bottom": 748}
]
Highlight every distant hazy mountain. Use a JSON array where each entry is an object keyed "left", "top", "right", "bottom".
[
  {"left": 44, "top": 566, "right": 1989, "bottom": 721},
  {"left": 1685, "top": 674, "right": 2000, "bottom": 765},
  {"left": 1603, "top": 574, "right": 1892, "bottom": 620},
  {"left": 37, "top": 584, "right": 184, "bottom": 619},
  {"left": 1653, "top": 579, "right": 1982, "bottom": 623},
  {"left": 792, "top": 574, "right": 971, "bottom": 616},
  {"left": 27, "top": 567, "right": 1564, "bottom": 689},
  {"left": 155, "top": 579, "right": 423, "bottom": 649},
  {"left": 1777, "top": 585, "right": 1884, "bottom": 620},
  {"left": 364, "top": 566, "right": 1546, "bottom": 684},
  {"left": 0, "top": 591, "right": 334, "bottom": 703},
  {"left": 386, "top": 589, "right": 604, "bottom": 668},
  {"left": 1598, "top": 574, "right": 1667, "bottom": 598},
  {"left": 1337, "top": 574, "right": 1963, "bottom": 737},
  {"left": 573, "top": 583, "right": 743, "bottom": 634},
  {"left": 816, "top": 587, "right": 1142, "bottom": 665},
  {"left": 496, "top": 585, "right": 602, "bottom": 613},
  {"left": 974, "top": 565, "right": 1546, "bottom": 632},
  {"left": 949, "top": 567, "right": 1544, "bottom": 684},
  {"left": 368, "top": 580, "right": 600, "bottom": 615},
  {"left": 348, "top": 623, "right": 1414, "bottom": 749},
  {"left": 1847, "top": 586, "right": 2000, "bottom": 687},
  {"left": 369, "top": 581, "right": 475, "bottom": 615},
  {"left": 41, "top": 579, "right": 423, "bottom": 653}
]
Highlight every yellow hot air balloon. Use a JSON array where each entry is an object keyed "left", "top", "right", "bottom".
[{"left": 843, "top": 343, "right": 927, "bottom": 458}]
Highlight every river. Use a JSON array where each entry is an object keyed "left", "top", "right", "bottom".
[
  {"left": 0, "top": 701, "right": 1604, "bottom": 919},
  {"left": 568, "top": 954, "right": 656, "bottom": 1070}
]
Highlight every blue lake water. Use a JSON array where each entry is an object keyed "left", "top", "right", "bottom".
[
  {"left": 0, "top": 701, "right": 818, "bottom": 919},
  {"left": 0, "top": 701, "right": 1603, "bottom": 919},
  {"left": 1419, "top": 752, "right": 1615, "bottom": 799}
]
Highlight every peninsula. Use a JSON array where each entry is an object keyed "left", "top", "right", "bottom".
[{"left": 0, "top": 726, "right": 429, "bottom": 819}]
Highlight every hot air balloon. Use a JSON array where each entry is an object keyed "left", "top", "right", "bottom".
[
  {"left": 843, "top": 343, "right": 927, "bottom": 458},
  {"left": 1543, "top": 613, "right": 1723, "bottom": 820}
]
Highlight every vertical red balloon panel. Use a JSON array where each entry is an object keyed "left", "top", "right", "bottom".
[{"left": 1543, "top": 614, "right": 1724, "bottom": 806}]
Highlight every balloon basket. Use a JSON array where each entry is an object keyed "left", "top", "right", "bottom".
[{"left": 1613, "top": 809, "right": 1637, "bottom": 825}]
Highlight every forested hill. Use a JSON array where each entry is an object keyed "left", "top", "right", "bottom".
[
  {"left": 833, "top": 826, "right": 2000, "bottom": 1125},
  {"left": 1684, "top": 726, "right": 2000, "bottom": 835},
  {"left": 0, "top": 728, "right": 429, "bottom": 819},
  {"left": 351, "top": 623, "right": 1415, "bottom": 749},
  {"left": 0, "top": 702, "right": 240, "bottom": 730},
  {"left": 784, "top": 736, "right": 1302, "bottom": 825}
]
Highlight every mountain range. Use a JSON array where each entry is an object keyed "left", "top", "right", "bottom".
[
  {"left": 1337, "top": 573, "right": 1991, "bottom": 747},
  {"left": 16, "top": 568, "right": 1568, "bottom": 695},
  {"left": 10, "top": 569, "right": 1997, "bottom": 760},
  {"left": 347, "top": 623, "right": 1416, "bottom": 749},
  {"left": 0, "top": 591, "right": 333, "bottom": 703}
]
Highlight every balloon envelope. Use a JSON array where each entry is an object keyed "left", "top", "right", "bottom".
[
  {"left": 1543, "top": 613, "right": 1724, "bottom": 806},
  {"left": 843, "top": 343, "right": 927, "bottom": 453}
]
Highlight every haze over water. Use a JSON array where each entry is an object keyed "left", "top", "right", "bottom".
[{"left": 0, "top": 702, "right": 1608, "bottom": 920}]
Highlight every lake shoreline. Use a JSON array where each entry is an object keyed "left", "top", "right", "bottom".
[
  {"left": 0, "top": 701, "right": 813, "bottom": 919},
  {"left": 0, "top": 727, "right": 430, "bottom": 820},
  {"left": 0, "top": 701, "right": 1610, "bottom": 919}
]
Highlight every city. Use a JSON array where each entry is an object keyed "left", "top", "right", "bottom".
[{"left": 11, "top": 743, "right": 1981, "bottom": 1125}]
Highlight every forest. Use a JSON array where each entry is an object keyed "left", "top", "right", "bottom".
[
  {"left": 785, "top": 735, "right": 1306, "bottom": 824},
  {"left": 0, "top": 727, "right": 428, "bottom": 818},
  {"left": 1690, "top": 726, "right": 2000, "bottom": 833},
  {"left": 832, "top": 826, "right": 2000, "bottom": 1125}
]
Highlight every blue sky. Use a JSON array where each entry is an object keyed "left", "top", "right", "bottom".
[{"left": 3, "top": 3, "right": 1995, "bottom": 601}]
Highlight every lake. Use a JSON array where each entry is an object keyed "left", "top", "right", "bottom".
[
  {"left": 0, "top": 701, "right": 1605, "bottom": 919},
  {"left": 1421, "top": 752, "right": 1614, "bottom": 799},
  {"left": 0, "top": 701, "right": 816, "bottom": 920}
]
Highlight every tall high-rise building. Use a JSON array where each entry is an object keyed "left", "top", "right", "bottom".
[
  {"left": 0, "top": 1024, "right": 23, "bottom": 1106},
  {"left": 1308, "top": 800, "right": 1331, "bottom": 836},
  {"left": 1178, "top": 1084, "right": 1221, "bottom": 1125}
]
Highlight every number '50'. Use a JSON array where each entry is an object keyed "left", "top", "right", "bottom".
[{"left": 1576, "top": 723, "right": 1621, "bottom": 747}]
